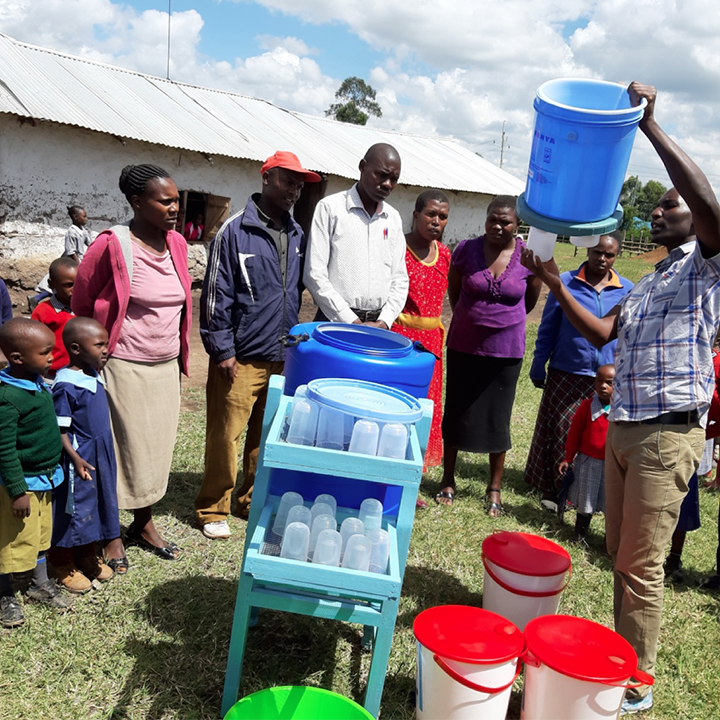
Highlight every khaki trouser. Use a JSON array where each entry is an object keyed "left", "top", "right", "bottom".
[
  {"left": 194, "top": 358, "right": 283, "bottom": 525},
  {"left": 605, "top": 420, "right": 704, "bottom": 697}
]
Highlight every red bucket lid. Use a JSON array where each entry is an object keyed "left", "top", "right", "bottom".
[
  {"left": 413, "top": 605, "right": 524, "bottom": 664},
  {"left": 524, "top": 615, "right": 638, "bottom": 683},
  {"left": 482, "top": 531, "right": 571, "bottom": 577}
]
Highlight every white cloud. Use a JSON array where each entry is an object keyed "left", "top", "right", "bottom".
[{"left": 3, "top": 0, "right": 720, "bottom": 187}]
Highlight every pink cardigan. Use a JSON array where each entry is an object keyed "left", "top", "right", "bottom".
[{"left": 72, "top": 226, "right": 192, "bottom": 376}]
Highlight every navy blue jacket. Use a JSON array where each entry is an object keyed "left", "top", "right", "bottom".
[
  {"left": 529, "top": 264, "right": 634, "bottom": 382},
  {"left": 200, "top": 196, "right": 306, "bottom": 363}
]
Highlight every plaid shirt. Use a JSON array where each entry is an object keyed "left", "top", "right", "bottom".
[{"left": 612, "top": 241, "right": 720, "bottom": 425}]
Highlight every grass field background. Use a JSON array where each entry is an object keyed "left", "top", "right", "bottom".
[{"left": 2, "top": 244, "right": 719, "bottom": 719}]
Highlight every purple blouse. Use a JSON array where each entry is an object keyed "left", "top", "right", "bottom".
[{"left": 446, "top": 235, "right": 533, "bottom": 359}]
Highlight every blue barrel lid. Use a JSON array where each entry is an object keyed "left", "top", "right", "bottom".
[
  {"left": 312, "top": 323, "right": 414, "bottom": 357},
  {"left": 535, "top": 78, "right": 646, "bottom": 120},
  {"left": 306, "top": 378, "right": 423, "bottom": 423}
]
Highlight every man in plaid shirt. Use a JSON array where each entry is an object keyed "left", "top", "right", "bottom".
[{"left": 523, "top": 81, "right": 720, "bottom": 715}]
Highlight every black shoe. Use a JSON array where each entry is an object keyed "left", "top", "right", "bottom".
[
  {"left": 663, "top": 554, "right": 684, "bottom": 584},
  {"left": 699, "top": 574, "right": 720, "bottom": 591},
  {"left": 26, "top": 579, "right": 73, "bottom": 612},
  {"left": 0, "top": 595, "right": 25, "bottom": 628}
]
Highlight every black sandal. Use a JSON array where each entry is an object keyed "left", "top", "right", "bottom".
[
  {"left": 125, "top": 525, "right": 181, "bottom": 561},
  {"left": 103, "top": 555, "right": 129, "bottom": 574},
  {"left": 435, "top": 489, "right": 455, "bottom": 506},
  {"left": 485, "top": 490, "right": 504, "bottom": 518}
]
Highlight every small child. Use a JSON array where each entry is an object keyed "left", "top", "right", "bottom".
[
  {"left": 558, "top": 364, "right": 615, "bottom": 542},
  {"left": 0, "top": 318, "right": 71, "bottom": 628},
  {"left": 49, "top": 317, "right": 121, "bottom": 592},
  {"left": 64, "top": 205, "right": 92, "bottom": 263},
  {"left": 30, "top": 257, "right": 77, "bottom": 378}
]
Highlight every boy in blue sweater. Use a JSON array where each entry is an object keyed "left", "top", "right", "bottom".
[{"left": 0, "top": 318, "right": 71, "bottom": 627}]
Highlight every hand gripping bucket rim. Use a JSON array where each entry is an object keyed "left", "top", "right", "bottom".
[
  {"left": 522, "top": 615, "right": 655, "bottom": 687},
  {"left": 223, "top": 685, "right": 374, "bottom": 719},
  {"left": 535, "top": 78, "right": 647, "bottom": 122},
  {"left": 414, "top": 605, "right": 525, "bottom": 704}
]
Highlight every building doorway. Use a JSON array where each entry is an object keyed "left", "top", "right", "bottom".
[{"left": 178, "top": 190, "right": 231, "bottom": 243}]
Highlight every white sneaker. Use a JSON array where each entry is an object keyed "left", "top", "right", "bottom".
[{"left": 202, "top": 520, "right": 231, "bottom": 539}]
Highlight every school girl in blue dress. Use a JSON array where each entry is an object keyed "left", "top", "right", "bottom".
[{"left": 48, "top": 317, "right": 121, "bottom": 593}]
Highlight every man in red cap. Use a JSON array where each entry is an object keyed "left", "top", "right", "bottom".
[{"left": 196, "top": 151, "right": 321, "bottom": 538}]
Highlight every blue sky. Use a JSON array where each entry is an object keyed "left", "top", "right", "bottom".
[{"left": 3, "top": 0, "right": 720, "bottom": 187}]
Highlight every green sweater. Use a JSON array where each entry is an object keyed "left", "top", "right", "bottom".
[{"left": 0, "top": 378, "right": 62, "bottom": 497}]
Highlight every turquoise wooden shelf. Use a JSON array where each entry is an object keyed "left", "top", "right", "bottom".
[{"left": 221, "top": 374, "right": 432, "bottom": 718}]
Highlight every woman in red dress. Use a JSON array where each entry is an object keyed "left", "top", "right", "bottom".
[{"left": 392, "top": 190, "right": 451, "bottom": 478}]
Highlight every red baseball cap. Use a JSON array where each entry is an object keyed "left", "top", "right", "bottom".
[{"left": 261, "top": 151, "right": 321, "bottom": 182}]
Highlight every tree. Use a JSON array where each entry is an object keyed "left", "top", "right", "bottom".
[
  {"left": 619, "top": 175, "right": 667, "bottom": 231},
  {"left": 326, "top": 77, "right": 382, "bottom": 126}
]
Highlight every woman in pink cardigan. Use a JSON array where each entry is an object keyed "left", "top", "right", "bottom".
[{"left": 73, "top": 164, "right": 192, "bottom": 572}]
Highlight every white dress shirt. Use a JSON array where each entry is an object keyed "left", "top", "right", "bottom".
[{"left": 304, "top": 184, "right": 409, "bottom": 327}]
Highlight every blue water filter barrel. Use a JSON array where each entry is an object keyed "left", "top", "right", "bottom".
[
  {"left": 275, "top": 323, "right": 437, "bottom": 513},
  {"left": 283, "top": 323, "right": 436, "bottom": 398},
  {"left": 525, "top": 78, "right": 646, "bottom": 223}
]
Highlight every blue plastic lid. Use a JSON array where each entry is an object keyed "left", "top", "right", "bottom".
[
  {"left": 306, "top": 378, "right": 423, "bottom": 423},
  {"left": 312, "top": 323, "right": 413, "bottom": 357}
]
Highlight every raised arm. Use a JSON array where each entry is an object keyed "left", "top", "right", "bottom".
[
  {"left": 521, "top": 251, "right": 619, "bottom": 348},
  {"left": 629, "top": 82, "right": 720, "bottom": 255}
]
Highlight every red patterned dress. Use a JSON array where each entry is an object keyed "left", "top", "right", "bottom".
[{"left": 392, "top": 242, "right": 452, "bottom": 468}]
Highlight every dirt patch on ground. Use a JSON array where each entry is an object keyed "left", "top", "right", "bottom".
[{"left": 637, "top": 246, "right": 668, "bottom": 264}]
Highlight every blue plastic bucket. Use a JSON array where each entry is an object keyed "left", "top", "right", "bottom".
[
  {"left": 283, "top": 323, "right": 435, "bottom": 398},
  {"left": 525, "top": 78, "right": 646, "bottom": 223}
]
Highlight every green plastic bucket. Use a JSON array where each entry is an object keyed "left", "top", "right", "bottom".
[{"left": 224, "top": 686, "right": 374, "bottom": 719}]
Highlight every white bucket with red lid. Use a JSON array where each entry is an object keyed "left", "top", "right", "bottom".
[
  {"left": 482, "top": 531, "right": 571, "bottom": 630},
  {"left": 413, "top": 605, "right": 524, "bottom": 720},
  {"left": 520, "top": 615, "right": 654, "bottom": 719}
]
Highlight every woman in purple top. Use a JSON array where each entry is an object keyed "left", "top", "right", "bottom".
[{"left": 438, "top": 196, "right": 542, "bottom": 515}]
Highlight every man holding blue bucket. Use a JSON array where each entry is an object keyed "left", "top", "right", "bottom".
[{"left": 524, "top": 82, "right": 720, "bottom": 715}]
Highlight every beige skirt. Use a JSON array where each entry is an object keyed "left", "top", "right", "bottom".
[{"left": 104, "top": 356, "right": 181, "bottom": 509}]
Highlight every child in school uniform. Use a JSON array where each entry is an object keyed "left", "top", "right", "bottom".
[
  {"left": 0, "top": 318, "right": 71, "bottom": 628},
  {"left": 31, "top": 256, "right": 77, "bottom": 378},
  {"left": 558, "top": 364, "right": 615, "bottom": 541},
  {"left": 49, "top": 317, "right": 121, "bottom": 592}
]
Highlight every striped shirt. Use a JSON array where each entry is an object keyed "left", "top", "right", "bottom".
[{"left": 611, "top": 241, "right": 720, "bottom": 425}]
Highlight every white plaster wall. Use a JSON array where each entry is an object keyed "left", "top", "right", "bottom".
[{"left": 0, "top": 116, "right": 260, "bottom": 262}]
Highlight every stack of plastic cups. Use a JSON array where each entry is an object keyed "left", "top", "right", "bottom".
[
  {"left": 340, "top": 518, "right": 365, "bottom": 561},
  {"left": 359, "top": 498, "right": 383, "bottom": 532},
  {"left": 272, "top": 491, "right": 304, "bottom": 537}
]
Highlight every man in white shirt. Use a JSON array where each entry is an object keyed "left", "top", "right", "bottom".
[{"left": 304, "top": 143, "right": 409, "bottom": 329}]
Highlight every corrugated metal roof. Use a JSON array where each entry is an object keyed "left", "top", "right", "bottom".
[{"left": 0, "top": 33, "right": 524, "bottom": 195}]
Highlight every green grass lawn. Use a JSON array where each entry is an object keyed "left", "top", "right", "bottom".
[{"left": 2, "top": 249, "right": 719, "bottom": 719}]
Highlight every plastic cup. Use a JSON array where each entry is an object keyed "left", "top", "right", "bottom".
[
  {"left": 316, "top": 407, "right": 344, "bottom": 451},
  {"left": 280, "top": 522, "right": 310, "bottom": 562},
  {"left": 367, "top": 528, "right": 391, "bottom": 574},
  {"left": 340, "top": 517, "right": 365, "bottom": 558},
  {"left": 294, "top": 384, "right": 308, "bottom": 399},
  {"left": 287, "top": 398, "right": 319, "bottom": 446},
  {"left": 349, "top": 420, "right": 380, "bottom": 455},
  {"left": 377, "top": 422, "right": 408, "bottom": 459},
  {"left": 526, "top": 226, "right": 558, "bottom": 262},
  {"left": 285, "top": 504, "right": 312, "bottom": 532},
  {"left": 569, "top": 234, "right": 601, "bottom": 248},
  {"left": 312, "top": 529, "right": 342, "bottom": 566},
  {"left": 272, "top": 491, "right": 304, "bottom": 536},
  {"left": 341, "top": 534, "right": 372, "bottom": 572},
  {"left": 309, "top": 513, "right": 337, "bottom": 555},
  {"left": 311, "top": 502, "right": 334, "bottom": 523},
  {"left": 343, "top": 414, "right": 355, "bottom": 450},
  {"left": 359, "top": 498, "right": 383, "bottom": 532},
  {"left": 314, "top": 494, "right": 337, "bottom": 517}
]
